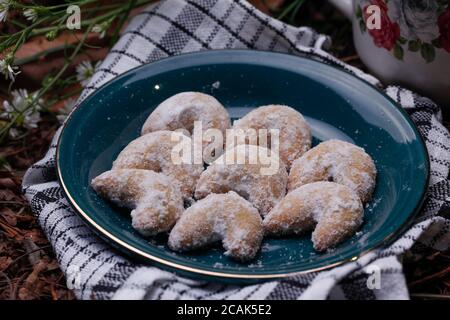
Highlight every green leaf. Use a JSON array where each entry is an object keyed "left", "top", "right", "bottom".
[
  {"left": 359, "top": 20, "right": 367, "bottom": 33},
  {"left": 432, "top": 38, "right": 442, "bottom": 48},
  {"left": 356, "top": 5, "right": 362, "bottom": 18},
  {"left": 408, "top": 40, "right": 421, "bottom": 52},
  {"left": 421, "top": 43, "right": 436, "bottom": 63},
  {"left": 398, "top": 37, "right": 407, "bottom": 45},
  {"left": 393, "top": 43, "right": 404, "bottom": 60}
]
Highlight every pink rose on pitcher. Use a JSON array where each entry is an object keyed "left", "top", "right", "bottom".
[
  {"left": 363, "top": 0, "right": 400, "bottom": 51},
  {"left": 438, "top": 6, "right": 450, "bottom": 53}
]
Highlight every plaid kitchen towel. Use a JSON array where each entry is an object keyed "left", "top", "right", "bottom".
[{"left": 22, "top": 0, "right": 450, "bottom": 300}]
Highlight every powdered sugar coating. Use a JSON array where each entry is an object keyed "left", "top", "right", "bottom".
[
  {"left": 289, "top": 139, "right": 377, "bottom": 203},
  {"left": 233, "top": 105, "right": 311, "bottom": 168},
  {"left": 91, "top": 169, "right": 184, "bottom": 236},
  {"left": 168, "top": 191, "right": 263, "bottom": 261},
  {"left": 264, "top": 181, "right": 363, "bottom": 251},
  {"left": 112, "top": 130, "right": 204, "bottom": 199},
  {"left": 141, "top": 91, "right": 230, "bottom": 148},
  {"left": 195, "top": 144, "right": 288, "bottom": 216}
]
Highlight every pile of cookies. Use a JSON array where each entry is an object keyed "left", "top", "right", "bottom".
[{"left": 91, "top": 92, "right": 377, "bottom": 262}]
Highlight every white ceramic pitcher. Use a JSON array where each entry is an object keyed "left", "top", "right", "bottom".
[{"left": 328, "top": 0, "right": 450, "bottom": 107}]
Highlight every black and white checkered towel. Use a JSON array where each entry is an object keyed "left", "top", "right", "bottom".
[{"left": 23, "top": 0, "right": 450, "bottom": 299}]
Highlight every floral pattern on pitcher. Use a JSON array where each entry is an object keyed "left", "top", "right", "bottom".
[{"left": 356, "top": 0, "right": 450, "bottom": 62}]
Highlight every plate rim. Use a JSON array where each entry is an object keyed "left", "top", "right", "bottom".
[{"left": 56, "top": 49, "right": 430, "bottom": 281}]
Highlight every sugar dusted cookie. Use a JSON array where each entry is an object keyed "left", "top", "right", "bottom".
[
  {"left": 264, "top": 181, "right": 363, "bottom": 251},
  {"left": 91, "top": 169, "right": 184, "bottom": 236},
  {"left": 289, "top": 139, "right": 376, "bottom": 202},
  {"left": 195, "top": 144, "right": 288, "bottom": 216},
  {"left": 233, "top": 104, "right": 311, "bottom": 168},
  {"left": 112, "top": 130, "right": 203, "bottom": 199},
  {"left": 168, "top": 191, "right": 263, "bottom": 261},
  {"left": 142, "top": 92, "right": 230, "bottom": 157}
]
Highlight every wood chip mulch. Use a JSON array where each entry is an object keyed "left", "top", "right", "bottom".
[{"left": 1, "top": 116, "right": 75, "bottom": 299}]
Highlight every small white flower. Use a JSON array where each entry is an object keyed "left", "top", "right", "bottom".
[
  {"left": 8, "top": 128, "right": 20, "bottom": 139},
  {"left": 23, "top": 110, "right": 41, "bottom": 129},
  {"left": 2, "top": 89, "right": 29, "bottom": 114},
  {"left": 92, "top": 24, "right": 102, "bottom": 33},
  {"left": 92, "top": 18, "right": 113, "bottom": 39},
  {"left": 24, "top": 8, "right": 38, "bottom": 22},
  {"left": 76, "top": 60, "right": 99, "bottom": 87},
  {"left": 0, "top": 0, "right": 10, "bottom": 22},
  {"left": 0, "top": 59, "right": 20, "bottom": 81},
  {"left": 57, "top": 98, "right": 77, "bottom": 123},
  {"left": 1, "top": 89, "right": 43, "bottom": 137},
  {"left": 92, "top": 24, "right": 107, "bottom": 39}
]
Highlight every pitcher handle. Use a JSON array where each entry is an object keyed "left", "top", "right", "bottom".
[{"left": 328, "top": 0, "right": 353, "bottom": 20}]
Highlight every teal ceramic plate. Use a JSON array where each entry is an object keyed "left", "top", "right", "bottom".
[{"left": 57, "top": 50, "right": 429, "bottom": 282}]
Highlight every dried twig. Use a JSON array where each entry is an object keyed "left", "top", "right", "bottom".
[
  {"left": 410, "top": 293, "right": 450, "bottom": 300},
  {"left": 409, "top": 267, "right": 450, "bottom": 288}
]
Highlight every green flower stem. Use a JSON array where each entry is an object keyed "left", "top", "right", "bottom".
[
  {"left": 14, "top": 44, "right": 78, "bottom": 66},
  {"left": 0, "top": 0, "right": 156, "bottom": 142},
  {"left": 82, "top": 2, "right": 128, "bottom": 14},
  {"left": 288, "top": 0, "right": 306, "bottom": 23},
  {"left": 11, "top": 0, "right": 98, "bottom": 11},
  {"left": 40, "top": 0, "right": 100, "bottom": 10},
  {"left": 30, "top": 8, "right": 123, "bottom": 36},
  {"left": 1, "top": 17, "right": 51, "bottom": 52},
  {"left": 43, "top": 88, "right": 84, "bottom": 110},
  {"left": 58, "top": 89, "right": 83, "bottom": 101},
  {"left": 110, "top": 0, "right": 138, "bottom": 47},
  {"left": 30, "top": 0, "right": 154, "bottom": 37},
  {"left": 9, "top": 20, "right": 28, "bottom": 29},
  {"left": 278, "top": 0, "right": 305, "bottom": 21},
  {"left": 0, "top": 24, "right": 94, "bottom": 141}
]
